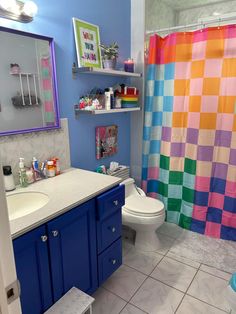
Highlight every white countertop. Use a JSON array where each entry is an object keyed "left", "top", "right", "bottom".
[{"left": 8, "top": 168, "right": 122, "bottom": 239}]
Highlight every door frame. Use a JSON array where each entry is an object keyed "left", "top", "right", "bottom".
[{"left": 0, "top": 164, "right": 21, "bottom": 314}]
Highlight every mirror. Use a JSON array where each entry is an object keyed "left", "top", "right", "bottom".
[{"left": 0, "top": 26, "right": 60, "bottom": 136}]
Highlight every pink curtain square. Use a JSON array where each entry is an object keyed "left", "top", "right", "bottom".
[
  {"left": 192, "top": 205, "right": 207, "bottom": 221},
  {"left": 208, "top": 192, "right": 224, "bottom": 209},
  {"left": 175, "top": 62, "right": 190, "bottom": 79},
  {"left": 201, "top": 96, "right": 218, "bottom": 112},
  {"left": 147, "top": 167, "right": 159, "bottom": 180},
  {"left": 216, "top": 113, "right": 234, "bottom": 131},
  {"left": 205, "top": 221, "right": 221, "bottom": 238},
  {"left": 190, "top": 78, "right": 203, "bottom": 95},
  {"left": 195, "top": 176, "right": 211, "bottom": 192},
  {"left": 204, "top": 59, "right": 223, "bottom": 77},
  {"left": 222, "top": 211, "right": 236, "bottom": 228},
  {"left": 192, "top": 42, "right": 206, "bottom": 60}
]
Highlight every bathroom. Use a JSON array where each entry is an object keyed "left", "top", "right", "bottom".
[{"left": 0, "top": 0, "right": 236, "bottom": 313}]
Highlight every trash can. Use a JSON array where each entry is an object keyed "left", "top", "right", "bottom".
[{"left": 227, "top": 273, "right": 236, "bottom": 314}]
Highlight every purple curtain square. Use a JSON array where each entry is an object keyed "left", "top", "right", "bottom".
[
  {"left": 171, "top": 142, "right": 185, "bottom": 157},
  {"left": 212, "top": 162, "right": 228, "bottom": 180},
  {"left": 214, "top": 130, "right": 232, "bottom": 147},
  {"left": 161, "top": 127, "right": 172, "bottom": 141},
  {"left": 229, "top": 149, "right": 236, "bottom": 166},
  {"left": 186, "top": 128, "right": 199, "bottom": 144},
  {"left": 197, "top": 146, "right": 214, "bottom": 161}
]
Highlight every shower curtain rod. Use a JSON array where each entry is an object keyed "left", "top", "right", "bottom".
[{"left": 146, "top": 15, "right": 236, "bottom": 34}]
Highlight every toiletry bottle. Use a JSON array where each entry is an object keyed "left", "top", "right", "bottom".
[
  {"left": 47, "top": 160, "right": 56, "bottom": 177},
  {"left": 52, "top": 157, "right": 60, "bottom": 175},
  {"left": 104, "top": 88, "right": 111, "bottom": 110},
  {"left": 3, "top": 165, "right": 15, "bottom": 191},
  {"left": 26, "top": 167, "right": 35, "bottom": 184},
  {"left": 32, "top": 157, "right": 40, "bottom": 181},
  {"left": 19, "top": 158, "right": 28, "bottom": 187},
  {"left": 109, "top": 87, "right": 115, "bottom": 109}
]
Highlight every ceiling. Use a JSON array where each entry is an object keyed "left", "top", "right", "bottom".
[{"left": 161, "top": 0, "right": 230, "bottom": 11}]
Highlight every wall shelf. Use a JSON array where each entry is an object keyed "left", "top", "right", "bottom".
[
  {"left": 75, "top": 107, "right": 141, "bottom": 115},
  {"left": 73, "top": 66, "right": 142, "bottom": 78}
]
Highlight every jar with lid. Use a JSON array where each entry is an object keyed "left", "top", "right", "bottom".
[
  {"left": 3, "top": 165, "right": 15, "bottom": 191},
  {"left": 47, "top": 161, "right": 55, "bottom": 177}
]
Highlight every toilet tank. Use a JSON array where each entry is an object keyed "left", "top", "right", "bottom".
[{"left": 120, "top": 178, "right": 138, "bottom": 198}]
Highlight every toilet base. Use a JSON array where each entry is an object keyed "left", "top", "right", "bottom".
[{"left": 134, "top": 229, "right": 162, "bottom": 252}]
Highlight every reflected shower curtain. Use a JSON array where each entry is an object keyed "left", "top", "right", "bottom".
[{"left": 142, "top": 25, "right": 236, "bottom": 241}]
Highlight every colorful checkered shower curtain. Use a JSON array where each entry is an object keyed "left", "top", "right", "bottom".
[{"left": 142, "top": 26, "right": 236, "bottom": 241}]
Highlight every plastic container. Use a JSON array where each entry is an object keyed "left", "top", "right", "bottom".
[
  {"left": 105, "top": 91, "right": 111, "bottom": 110},
  {"left": 19, "top": 158, "right": 28, "bottom": 187},
  {"left": 47, "top": 161, "right": 56, "bottom": 177},
  {"left": 227, "top": 273, "right": 236, "bottom": 314},
  {"left": 52, "top": 157, "right": 60, "bottom": 176},
  {"left": 3, "top": 165, "right": 15, "bottom": 191}
]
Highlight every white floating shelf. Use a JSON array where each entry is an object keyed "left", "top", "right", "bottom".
[
  {"left": 75, "top": 107, "right": 141, "bottom": 115},
  {"left": 76, "top": 67, "right": 142, "bottom": 78}
]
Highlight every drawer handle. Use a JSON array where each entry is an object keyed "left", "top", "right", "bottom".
[
  {"left": 110, "top": 259, "right": 117, "bottom": 265},
  {"left": 52, "top": 230, "right": 59, "bottom": 237},
  {"left": 41, "top": 235, "right": 48, "bottom": 242},
  {"left": 109, "top": 226, "right": 116, "bottom": 233},
  {"left": 113, "top": 200, "right": 118, "bottom": 206}
]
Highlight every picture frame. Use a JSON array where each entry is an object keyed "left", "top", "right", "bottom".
[
  {"left": 96, "top": 125, "right": 118, "bottom": 160},
  {"left": 72, "top": 17, "right": 102, "bottom": 68}
]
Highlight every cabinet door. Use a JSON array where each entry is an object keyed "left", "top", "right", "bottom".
[
  {"left": 13, "top": 225, "right": 53, "bottom": 314},
  {"left": 47, "top": 199, "right": 98, "bottom": 302}
]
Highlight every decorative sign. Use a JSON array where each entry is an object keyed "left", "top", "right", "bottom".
[
  {"left": 73, "top": 18, "right": 102, "bottom": 68},
  {"left": 96, "top": 125, "right": 118, "bottom": 160}
]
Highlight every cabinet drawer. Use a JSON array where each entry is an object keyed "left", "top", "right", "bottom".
[
  {"left": 98, "top": 238, "right": 122, "bottom": 285},
  {"left": 96, "top": 185, "right": 125, "bottom": 220},
  {"left": 97, "top": 209, "right": 121, "bottom": 253}
]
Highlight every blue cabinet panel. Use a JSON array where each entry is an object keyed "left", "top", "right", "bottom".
[
  {"left": 97, "top": 209, "right": 122, "bottom": 253},
  {"left": 96, "top": 185, "right": 125, "bottom": 220},
  {"left": 13, "top": 225, "right": 53, "bottom": 314},
  {"left": 98, "top": 238, "right": 122, "bottom": 285},
  {"left": 47, "top": 199, "right": 98, "bottom": 302}
]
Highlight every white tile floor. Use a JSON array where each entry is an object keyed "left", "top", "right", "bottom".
[{"left": 92, "top": 223, "right": 236, "bottom": 314}]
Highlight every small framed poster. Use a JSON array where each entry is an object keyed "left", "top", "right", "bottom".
[
  {"left": 96, "top": 125, "right": 118, "bottom": 160},
  {"left": 73, "top": 17, "right": 102, "bottom": 68}
]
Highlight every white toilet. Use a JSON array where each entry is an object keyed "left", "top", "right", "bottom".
[{"left": 121, "top": 178, "right": 165, "bottom": 252}]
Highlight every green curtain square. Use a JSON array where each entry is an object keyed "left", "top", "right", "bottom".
[
  {"left": 181, "top": 201, "right": 194, "bottom": 217},
  {"left": 166, "top": 211, "right": 180, "bottom": 224},
  {"left": 184, "top": 158, "right": 196, "bottom": 175},
  {"left": 169, "top": 171, "right": 183, "bottom": 185},
  {"left": 158, "top": 182, "right": 168, "bottom": 197},
  {"left": 182, "top": 187, "right": 194, "bottom": 203},
  {"left": 160, "top": 155, "right": 170, "bottom": 170},
  {"left": 179, "top": 213, "right": 192, "bottom": 230},
  {"left": 167, "top": 198, "right": 182, "bottom": 212},
  {"left": 168, "top": 184, "right": 182, "bottom": 199}
]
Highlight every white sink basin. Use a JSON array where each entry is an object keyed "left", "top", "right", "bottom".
[{"left": 7, "top": 192, "right": 49, "bottom": 220}]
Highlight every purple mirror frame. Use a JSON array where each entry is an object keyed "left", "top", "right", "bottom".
[{"left": 0, "top": 26, "right": 60, "bottom": 136}]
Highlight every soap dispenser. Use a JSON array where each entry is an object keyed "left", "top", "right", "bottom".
[{"left": 19, "top": 158, "right": 28, "bottom": 187}]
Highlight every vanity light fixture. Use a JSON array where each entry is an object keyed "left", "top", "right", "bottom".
[{"left": 0, "top": 0, "right": 38, "bottom": 23}]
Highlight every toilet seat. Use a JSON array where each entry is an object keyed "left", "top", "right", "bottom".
[{"left": 123, "top": 195, "right": 165, "bottom": 217}]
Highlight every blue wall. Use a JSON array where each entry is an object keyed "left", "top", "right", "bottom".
[{"left": 0, "top": 0, "right": 131, "bottom": 170}]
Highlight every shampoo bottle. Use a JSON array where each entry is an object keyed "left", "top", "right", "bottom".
[{"left": 19, "top": 158, "right": 28, "bottom": 187}]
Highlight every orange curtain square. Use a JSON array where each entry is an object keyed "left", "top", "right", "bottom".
[
  {"left": 176, "top": 32, "right": 193, "bottom": 45},
  {"left": 174, "top": 79, "right": 190, "bottom": 96},
  {"left": 203, "top": 78, "right": 220, "bottom": 95},
  {"left": 206, "top": 39, "right": 224, "bottom": 59},
  {"left": 164, "top": 45, "right": 176, "bottom": 64},
  {"left": 191, "top": 60, "right": 205, "bottom": 78},
  {"left": 189, "top": 96, "right": 201, "bottom": 112},
  {"left": 200, "top": 113, "right": 217, "bottom": 129},
  {"left": 175, "top": 44, "right": 192, "bottom": 62},
  {"left": 218, "top": 96, "right": 236, "bottom": 113},
  {"left": 172, "top": 112, "right": 188, "bottom": 127},
  {"left": 207, "top": 27, "right": 226, "bottom": 40},
  {"left": 222, "top": 58, "right": 236, "bottom": 77}
]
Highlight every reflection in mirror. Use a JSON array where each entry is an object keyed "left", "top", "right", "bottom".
[{"left": 0, "top": 27, "right": 60, "bottom": 136}]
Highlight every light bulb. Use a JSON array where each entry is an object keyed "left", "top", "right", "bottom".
[
  {"left": 23, "top": 0, "right": 38, "bottom": 17},
  {"left": 0, "top": 0, "right": 17, "bottom": 11}
]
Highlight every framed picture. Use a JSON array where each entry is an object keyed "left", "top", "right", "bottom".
[
  {"left": 72, "top": 17, "right": 102, "bottom": 68},
  {"left": 96, "top": 125, "right": 118, "bottom": 160}
]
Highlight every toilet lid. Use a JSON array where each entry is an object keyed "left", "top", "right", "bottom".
[{"left": 123, "top": 195, "right": 165, "bottom": 217}]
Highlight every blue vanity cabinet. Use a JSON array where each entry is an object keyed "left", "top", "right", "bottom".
[
  {"left": 13, "top": 225, "right": 53, "bottom": 314},
  {"left": 47, "top": 199, "right": 98, "bottom": 302},
  {"left": 96, "top": 185, "right": 125, "bottom": 284}
]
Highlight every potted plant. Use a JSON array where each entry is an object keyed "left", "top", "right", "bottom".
[{"left": 100, "top": 42, "right": 119, "bottom": 70}]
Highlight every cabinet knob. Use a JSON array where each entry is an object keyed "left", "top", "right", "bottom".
[
  {"left": 41, "top": 235, "right": 48, "bottom": 242},
  {"left": 113, "top": 200, "right": 118, "bottom": 206},
  {"left": 109, "top": 226, "right": 116, "bottom": 233},
  {"left": 52, "top": 230, "right": 59, "bottom": 237},
  {"left": 110, "top": 259, "right": 117, "bottom": 265}
]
